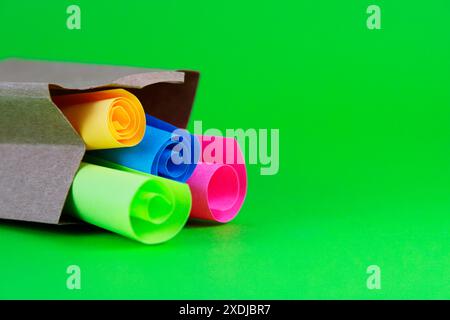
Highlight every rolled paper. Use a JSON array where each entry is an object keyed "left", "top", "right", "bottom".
[
  {"left": 52, "top": 89, "right": 146, "bottom": 150},
  {"left": 89, "top": 115, "right": 199, "bottom": 182},
  {"left": 64, "top": 162, "right": 191, "bottom": 244},
  {"left": 187, "top": 136, "right": 247, "bottom": 223}
]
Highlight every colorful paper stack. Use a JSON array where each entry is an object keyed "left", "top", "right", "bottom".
[{"left": 52, "top": 89, "right": 247, "bottom": 244}]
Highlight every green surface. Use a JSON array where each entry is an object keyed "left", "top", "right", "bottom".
[{"left": 0, "top": 0, "right": 449, "bottom": 299}]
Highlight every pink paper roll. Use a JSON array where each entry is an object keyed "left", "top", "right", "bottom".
[{"left": 187, "top": 136, "right": 247, "bottom": 223}]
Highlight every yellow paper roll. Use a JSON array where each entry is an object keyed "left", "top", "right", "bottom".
[{"left": 52, "top": 89, "right": 146, "bottom": 150}]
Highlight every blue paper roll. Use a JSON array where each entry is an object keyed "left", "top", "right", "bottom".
[{"left": 89, "top": 115, "right": 199, "bottom": 182}]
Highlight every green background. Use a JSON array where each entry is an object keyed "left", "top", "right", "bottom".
[{"left": 0, "top": 0, "right": 449, "bottom": 299}]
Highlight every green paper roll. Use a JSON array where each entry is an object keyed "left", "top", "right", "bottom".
[{"left": 64, "top": 162, "right": 191, "bottom": 244}]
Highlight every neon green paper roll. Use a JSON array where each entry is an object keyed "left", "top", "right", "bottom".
[{"left": 64, "top": 162, "right": 191, "bottom": 244}]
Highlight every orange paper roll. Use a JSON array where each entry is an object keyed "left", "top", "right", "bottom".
[{"left": 52, "top": 89, "right": 146, "bottom": 150}]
